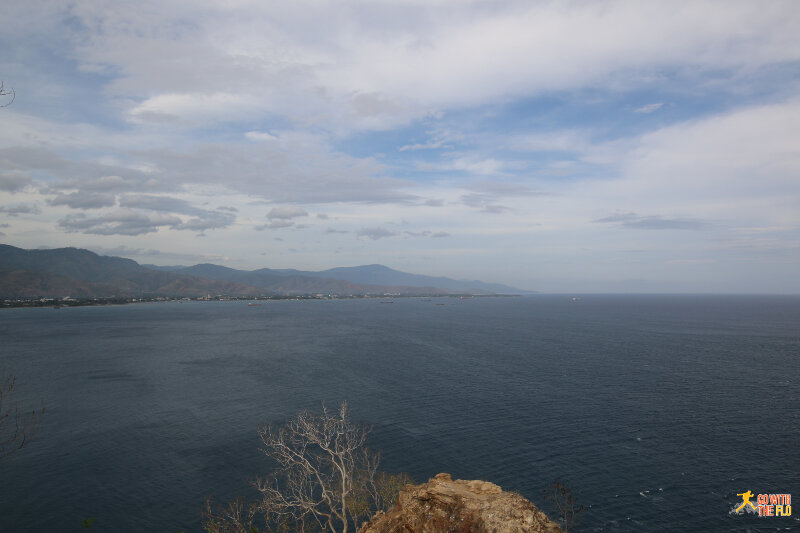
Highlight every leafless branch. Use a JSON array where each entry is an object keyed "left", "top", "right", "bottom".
[
  {"left": 542, "top": 480, "right": 584, "bottom": 533},
  {"left": 0, "top": 81, "right": 15, "bottom": 108},
  {"left": 203, "top": 496, "right": 260, "bottom": 533},
  {"left": 254, "top": 402, "right": 377, "bottom": 533},
  {"left": 202, "top": 402, "right": 410, "bottom": 533},
  {"left": 0, "top": 373, "right": 45, "bottom": 460}
]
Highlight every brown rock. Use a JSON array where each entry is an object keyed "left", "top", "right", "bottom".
[{"left": 359, "top": 473, "right": 562, "bottom": 533}]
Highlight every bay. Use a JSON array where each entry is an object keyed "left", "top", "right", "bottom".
[{"left": 1, "top": 295, "right": 798, "bottom": 532}]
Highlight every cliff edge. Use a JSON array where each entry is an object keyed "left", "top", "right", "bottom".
[{"left": 359, "top": 473, "right": 562, "bottom": 533}]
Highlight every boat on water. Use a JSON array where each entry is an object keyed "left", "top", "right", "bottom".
[{"left": 247, "top": 302, "right": 262, "bottom": 306}]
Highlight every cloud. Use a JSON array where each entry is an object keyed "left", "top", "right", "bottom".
[
  {"left": 0, "top": 171, "right": 32, "bottom": 192},
  {"left": 1, "top": 140, "right": 416, "bottom": 207},
  {"left": 509, "top": 130, "right": 590, "bottom": 154},
  {"left": 667, "top": 258, "right": 717, "bottom": 265},
  {"left": 48, "top": 192, "right": 117, "bottom": 209},
  {"left": 254, "top": 207, "right": 312, "bottom": 230},
  {"left": 461, "top": 193, "right": 510, "bottom": 214},
  {"left": 58, "top": 205, "right": 235, "bottom": 235},
  {"left": 59, "top": 210, "right": 184, "bottom": 236},
  {"left": 635, "top": 103, "right": 664, "bottom": 114},
  {"left": 423, "top": 199, "right": 444, "bottom": 207},
  {"left": 255, "top": 220, "right": 294, "bottom": 230},
  {"left": 116, "top": 194, "right": 236, "bottom": 231},
  {"left": 126, "top": 92, "right": 258, "bottom": 124},
  {"left": 595, "top": 212, "right": 711, "bottom": 230},
  {"left": 79, "top": 176, "right": 139, "bottom": 192},
  {"left": 48, "top": 0, "right": 800, "bottom": 121},
  {"left": 0, "top": 203, "right": 41, "bottom": 216},
  {"left": 405, "top": 230, "right": 451, "bottom": 238},
  {"left": 175, "top": 211, "right": 235, "bottom": 231},
  {"left": 398, "top": 140, "right": 447, "bottom": 152},
  {"left": 245, "top": 131, "right": 279, "bottom": 142},
  {"left": 481, "top": 204, "right": 511, "bottom": 214},
  {"left": 325, "top": 227, "right": 348, "bottom": 234},
  {"left": 0, "top": 148, "right": 155, "bottom": 191},
  {"left": 319, "top": 2, "right": 800, "bottom": 110},
  {"left": 357, "top": 227, "right": 396, "bottom": 240},
  {"left": 119, "top": 194, "right": 200, "bottom": 215},
  {"left": 267, "top": 206, "right": 309, "bottom": 220},
  {"left": 447, "top": 157, "right": 511, "bottom": 176},
  {"left": 594, "top": 99, "right": 800, "bottom": 212},
  {"left": 90, "top": 245, "right": 227, "bottom": 263},
  {"left": 349, "top": 92, "right": 402, "bottom": 117},
  {"left": 398, "top": 129, "right": 458, "bottom": 152},
  {"left": 467, "top": 181, "right": 545, "bottom": 197},
  {"left": 130, "top": 142, "right": 417, "bottom": 204}
]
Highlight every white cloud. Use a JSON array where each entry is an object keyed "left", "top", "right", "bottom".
[
  {"left": 605, "top": 99, "right": 800, "bottom": 207},
  {"left": 267, "top": 206, "right": 309, "bottom": 220},
  {"left": 127, "top": 93, "right": 258, "bottom": 124},
  {"left": 256, "top": 220, "right": 294, "bottom": 230},
  {"left": 245, "top": 131, "right": 279, "bottom": 142},
  {"left": 321, "top": 1, "right": 800, "bottom": 108},
  {"left": 0, "top": 203, "right": 41, "bottom": 216},
  {"left": 90, "top": 245, "right": 228, "bottom": 264},
  {"left": 594, "top": 212, "right": 712, "bottom": 230},
  {"left": 16, "top": 0, "right": 795, "bottom": 132},
  {"left": 0, "top": 171, "right": 32, "bottom": 192},
  {"left": 59, "top": 210, "right": 184, "bottom": 236},
  {"left": 357, "top": 227, "right": 396, "bottom": 240},
  {"left": 510, "top": 130, "right": 591, "bottom": 153},
  {"left": 635, "top": 103, "right": 664, "bottom": 114},
  {"left": 48, "top": 192, "right": 117, "bottom": 209}
]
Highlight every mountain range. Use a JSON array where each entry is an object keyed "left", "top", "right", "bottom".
[{"left": 0, "top": 244, "right": 530, "bottom": 299}]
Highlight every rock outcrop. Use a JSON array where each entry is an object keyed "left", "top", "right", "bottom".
[{"left": 359, "top": 473, "right": 562, "bottom": 533}]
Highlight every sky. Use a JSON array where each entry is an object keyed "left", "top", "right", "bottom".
[{"left": 1, "top": 0, "right": 799, "bottom": 293}]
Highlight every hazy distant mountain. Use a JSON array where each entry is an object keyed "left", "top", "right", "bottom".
[
  {"left": 0, "top": 245, "right": 264, "bottom": 298},
  {"left": 277, "top": 264, "right": 532, "bottom": 294},
  {"left": 140, "top": 264, "right": 187, "bottom": 272},
  {"left": 163, "top": 264, "right": 450, "bottom": 295},
  {"left": 160, "top": 263, "right": 529, "bottom": 294},
  {"left": 0, "top": 244, "right": 529, "bottom": 298}
]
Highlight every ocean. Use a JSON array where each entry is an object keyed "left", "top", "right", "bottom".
[{"left": 0, "top": 295, "right": 797, "bottom": 532}]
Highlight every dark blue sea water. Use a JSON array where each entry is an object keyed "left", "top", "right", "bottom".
[{"left": 0, "top": 295, "right": 798, "bottom": 532}]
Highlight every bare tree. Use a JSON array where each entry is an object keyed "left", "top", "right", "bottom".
[
  {"left": 0, "top": 81, "right": 14, "bottom": 107},
  {"left": 203, "top": 402, "right": 409, "bottom": 533},
  {"left": 542, "top": 480, "right": 584, "bottom": 533},
  {"left": 255, "top": 402, "right": 380, "bottom": 533},
  {"left": 0, "top": 373, "right": 44, "bottom": 460},
  {"left": 203, "top": 496, "right": 259, "bottom": 533}
]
